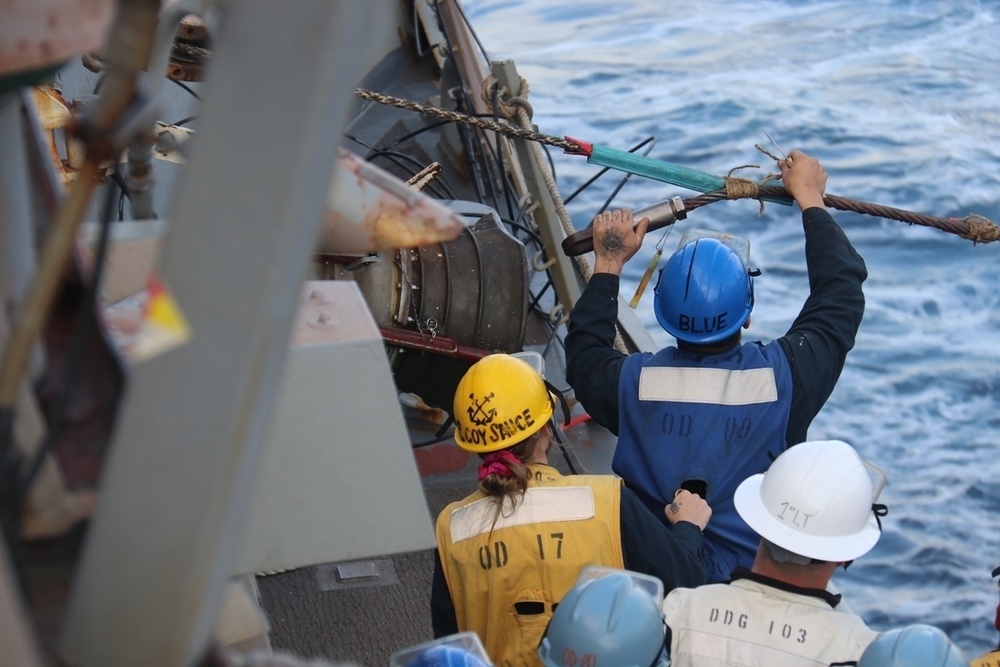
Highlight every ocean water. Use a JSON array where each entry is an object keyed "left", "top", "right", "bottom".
[{"left": 466, "top": 0, "right": 1000, "bottom": 657}]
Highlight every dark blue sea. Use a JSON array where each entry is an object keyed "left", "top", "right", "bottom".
[{"left": 467, "top": 0, "right": 1000, "bottom": 657}]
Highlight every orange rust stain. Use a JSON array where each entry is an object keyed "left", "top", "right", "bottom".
[{"left": 414, "top": 443, "right": 471, "bottom": 478}]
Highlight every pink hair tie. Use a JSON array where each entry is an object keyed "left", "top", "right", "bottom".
[{"left": 477, "top": 450, "right": 520, "bottom": 481}]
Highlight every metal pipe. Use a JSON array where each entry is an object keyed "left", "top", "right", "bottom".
[
  {"left": 561, "top": 196, "right": 687, "bottom": 257},
  {"left": 379, "top": 326, "right": 492, "bottom": 362}
]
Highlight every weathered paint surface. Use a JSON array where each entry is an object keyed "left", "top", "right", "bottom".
[
  {"left": 322, "top": 149, "right": 465, "bottom": 254},
  {"left": 0, "top": 0, "right": 113, "bottom": 76}
]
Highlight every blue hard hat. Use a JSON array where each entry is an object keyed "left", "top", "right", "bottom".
[
  {"left": 405, "top": 645, "right": 491, "bottom": 667},
  {"left": 857, "top": 624, "right": 966, "bottom": 667},
  {"left": 653, "top": 237, "right": 753, "bottom": 344},
  {"left": 538, "top": 571, "right": 667, "bottom": 667}
]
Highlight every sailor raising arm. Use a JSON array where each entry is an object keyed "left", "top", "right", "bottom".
[{"left": 565, "top": 150, "right": 867, "bottom": 582}]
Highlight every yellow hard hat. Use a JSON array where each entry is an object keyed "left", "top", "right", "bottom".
[{"left": 453, "top": 354, "right": 553, "bottom": 453}]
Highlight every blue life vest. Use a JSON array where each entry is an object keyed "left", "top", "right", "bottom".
[{"left": 615, "top": 341, "right": 792, "bottom": 582}]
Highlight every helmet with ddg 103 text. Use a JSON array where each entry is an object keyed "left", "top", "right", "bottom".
[
  {"left": 538, "top": 567, "right": 668, "bottom": 667},
  {"left": 733, "top": 440, "right": 882, "bottom": 562},
  {"left": 653, "top": 237, "right": 753, "bottom": 344},
  {"left": 453, "top": 354, "right": 553, "bottom": 453},
  {"left": 857, "top": 624, "right": 967, "bottom": 667}
]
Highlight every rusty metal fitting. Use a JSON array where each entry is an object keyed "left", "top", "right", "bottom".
[{"left": 167, "top": 15, "right": 211, "bottom": 82}]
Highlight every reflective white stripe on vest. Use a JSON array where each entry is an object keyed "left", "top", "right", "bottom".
[
  {"left": 449, "top": 487, "right": 596, "bottom": 544},
  {"left": 638, "top": 367, "right": 777, "bottom": 405}
]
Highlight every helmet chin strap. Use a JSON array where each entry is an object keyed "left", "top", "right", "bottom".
[{"left": 542, "top": 378, "right": 571, "bottom": 427}]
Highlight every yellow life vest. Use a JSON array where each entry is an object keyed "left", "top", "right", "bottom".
[
  {"left": 972, "top": 650, "right": 1000, "bottom": 667},
  {"left": 435, "top": 464, "right": 625, "bottom": 667}
]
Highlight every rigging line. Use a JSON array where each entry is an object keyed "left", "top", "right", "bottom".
[
  {"left": 383, "top": 118, "right": 452, "bottom": 150},
  {"left": 510, "top": 197, "right": 535, "bottom": 228},
  {"left": 507, "top": 197, "right": 542, "bottom": 241},
  {"left": 679, "top": 187, "right": 999, "bottom": 244},
  {"left": 110, "top": 170, "right": 130, "bottom": 221},
  {"left": 442, "top": 77, "right": 493, "bottom": 205},
  {"left": 169, "top": 77, "right": 201, "bottom": 101},
  {"left": 432, "top": 20, "right": 498, "bottom": 208},
  {"left": 563, "top": 165, "right": 610, "bottom": 206},
  {"left": 444, "top": 0, "right": 492, "bottom": 62},
  {"left": 385, "top": 110, "right": 533, "bottom": 213},
  {"left": 492, "top": 86, "right": 517, "bottom": 221},
  {"left": 375, "top": 105, "right": 525, "bottom": 215},
  {"left": 355, "top": 88, "right": 578, "bottom": 151},
  {"left": 412, "top": 0, "right": 433, "bottom": 58},
  {"left": 531, "top": 304, "right": 568, "bottom": 358},
  {"left": 412, "top": 416, "right": 456, "bottom": 449},
  {"left": 357, "top": 88, "right": 999, "bottom": 243},
  {"left": 475, "top": 121, "right": 526, "bottom": 221},
  {"left": 540, "top": 142, "right": 559, "bottom": 187},
  {"left": 457, "top": 105, "right": 496, "bottom": 208},
  {"left": 563, "top": 136, "right": 656, "bottom": 205},
  {"left": 539, "top": 315, "right": 563, "bottom": 360},
  {"left": 411, "top": 431, "right": 456, "bottom": 449},
  {"left": 549, "top": 331, "right": 567, "bottom": 354},
  {"left": 550, "top": 419, "right": 578, "bottom": 475},
  {"left": 527, "top": 280, "right": 553, "bottom": 313},
  {"left": 400, "top": 114, "right": 524, "bottom": 217},
  {"left": 596, "top": 163, "right": 652, "bottom": 215},
  {"left": 460, "top": 85, "right": 515, "bottom": 215},
  {"left": 596, "top": 138, "right": 657, "bottom": 215},
  {"left": 506, "top": 220, "right": 544, "bottom": 248}
]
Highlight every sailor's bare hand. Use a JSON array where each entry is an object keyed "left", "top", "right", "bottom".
[
  {"left": 665, "top": 489, "right": 712, "bottom": 532},
  {"left": 592, "top": 208, "right": 649, "bottom": 276},
  {"left": 779, "top": 150, "right": 827, "bottom": 211}
]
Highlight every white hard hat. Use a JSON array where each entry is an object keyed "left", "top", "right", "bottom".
[{"left": 733, "top": 440, "right": 882, "bottom": 562}]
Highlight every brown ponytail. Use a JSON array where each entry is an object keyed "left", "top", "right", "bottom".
[{"left": 478, "top": 433, "right": 538, "bottom": 527}]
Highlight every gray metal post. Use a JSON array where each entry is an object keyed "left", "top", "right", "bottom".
[
  {"left": 59, "top": 2, "right": 384, "bottom": 665},
  {"left": 490, "top": 59, "right": 582, "bottom": 310},
  {"left": 0, "top": 94, "right": 44, "bottom": 667},
  {"left": 0, "top": 540, "right": 42, "bottom": 667},
  {"left": 0, "top": 97, "right": 38, "bottom": 341}
]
